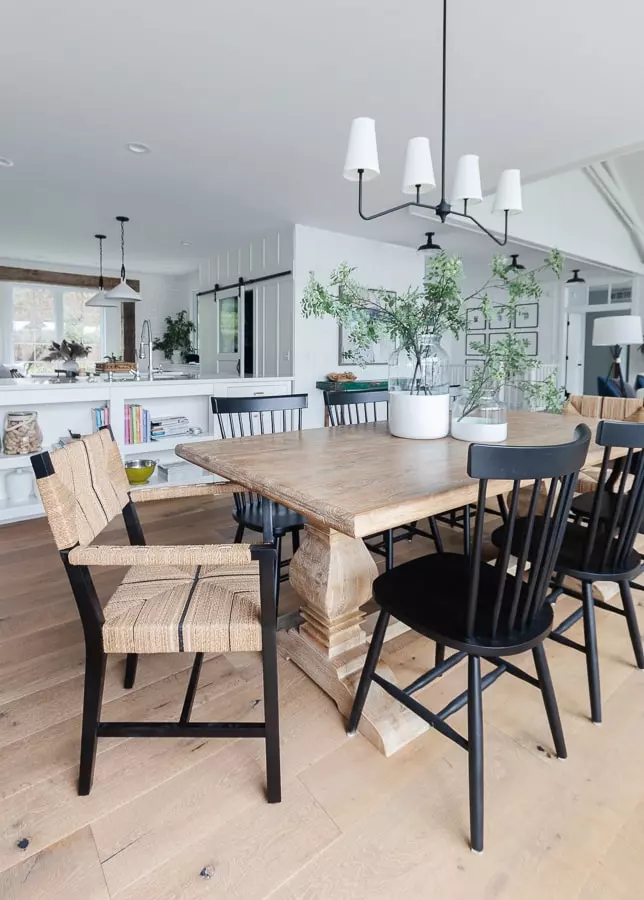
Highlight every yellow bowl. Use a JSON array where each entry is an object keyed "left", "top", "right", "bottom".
[{"left": 125, "top": 459, "right": 157, "bottom": 485}]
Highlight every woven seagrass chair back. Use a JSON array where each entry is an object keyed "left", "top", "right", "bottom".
[{"left": 34, "top": 428, "right": 130, "bottom": 551}]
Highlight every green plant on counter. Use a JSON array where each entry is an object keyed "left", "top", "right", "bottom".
[
  {"left": 104, "top": 353, "right": 122, "bottom": 363},
  {"left": 153, "top": 310, "right": 196, "bottom": 362},
  {"left": 42, "top": 339, "right": 91, "bottom": 362}
]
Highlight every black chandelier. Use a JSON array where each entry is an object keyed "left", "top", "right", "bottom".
[{"left": 343, "top": 0, "right": 522, "bottom": 247}]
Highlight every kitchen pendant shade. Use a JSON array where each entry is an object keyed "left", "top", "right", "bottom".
[
  {"left": 493, "top": 169, "right": 522, "bottom": 215},
  {"left": 104, "top": 279, "right": 141, "bottom": 302},
  {"left": 402, "top": 137, "right": 435, "bottom": 194},
  {"left": 86, "top": 289, "right": 122, "bottom": 308},
  {"left": 451, "top": 154, "right": 482, "bottom": 204},
  {"left": 343, "top": 118, "right": 380, "bottom": 181}
]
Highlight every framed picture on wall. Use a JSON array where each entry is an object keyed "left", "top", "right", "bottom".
[
  {"left": 489, "top": 306, "right": 511, "bottom": 330},
  {"left": 337, "top": 287, "right": 397, "bottom": 365},
  {"left": 489, "top": 332, "right": 508, "bottom": 348},
  {"left": 466, "top": 307, "right": 485, "bottom": 331},
  {"left": 514, "top": 302, "right": 539, "bottom": 329},
  {"left": 465, "top": 333, "right": 487, "bottom": 357},
  {"left": 518, "top": 331, "right": 539, "bottom": 356}
]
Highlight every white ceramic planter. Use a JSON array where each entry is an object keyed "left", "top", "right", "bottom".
[
  {"left": 5, "top": 468, "right": 35, "bottom": 503},
  {"left": 389, "top": 392, "right": 449, "bottom": 440},
  {"left": 451, "top": 415, "right": 508, "bottom": 443}
]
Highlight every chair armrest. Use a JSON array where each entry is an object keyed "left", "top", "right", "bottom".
[
  {"left": 132, "top": 481, "right": 244, "bottom": 503},
  {"left": 68, "top": 543, "right": 253, "bottom": 567}
]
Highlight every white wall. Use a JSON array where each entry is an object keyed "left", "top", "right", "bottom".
[
  {"left": 0, "top": 255, "right": 191, "bottom": 366},
  {"left": 412, "top": 169, "right": 644, "bottom": 276},
  {"left": 198, "top": 230, "right": 294, "bottom": 378},
  {"left": 293, "top": 224, "right": 426, "bottom": 428}
]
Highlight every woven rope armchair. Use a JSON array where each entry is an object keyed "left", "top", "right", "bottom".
[{"left": 31, "top": 427, "right": 281, "bottom": 802}]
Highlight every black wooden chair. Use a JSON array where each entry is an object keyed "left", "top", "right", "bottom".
[
  {"left": 493, "top": 421, "right": 644, "bottom": 724},
  {"left": 31, "top": 428, "right": 281, "bottom": 801},
  {"left": 324, "top": 388, "right": 444, "bottom": 568},
  {"left": 212, "top": 394, "right": 308, "bottom": 606},
  {"left": 349, "top": 424, "right": 591, "bottom": 852}
]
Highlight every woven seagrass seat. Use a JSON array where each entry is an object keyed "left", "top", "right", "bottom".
[{"left": 32, "top": 427, "right": 281, "bottom": 802}]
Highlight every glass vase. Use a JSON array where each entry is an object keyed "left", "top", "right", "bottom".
[
  {"left": 388, "top": 335, "right": 450, "bottom": 440},
  {"left": 451, "top": 388, "right": 508, "bottom": 443}
]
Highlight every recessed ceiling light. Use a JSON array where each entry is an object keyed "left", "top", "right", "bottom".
[
  {"left": 0, "top": 157, "right": 14, "bottom": 167},
  {"left": 180, "top": 240, "right": 193, "bottom": 247},
  {"left": 126, "top": 142, "right": 151, "bottom": 154}
]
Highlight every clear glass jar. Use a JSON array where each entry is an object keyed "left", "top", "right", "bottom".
[
  {"left": 388, "top": 335, "right": 450, "bottom": 440},
  {"left": 3, "top": 411, "right": 43, "bottom": 455},
  {"left": 451, "top": 388, "right": 508, "bottom": 443},
  {"left": 388, "top": 334, "right": 449, "bottom": 396}
]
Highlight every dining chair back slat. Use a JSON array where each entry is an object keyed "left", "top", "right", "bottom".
[{"left": 323, "top": 389, "right": 388, "bottom": 426}]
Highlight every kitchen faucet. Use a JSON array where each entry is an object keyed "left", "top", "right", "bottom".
[{"left": 138, "top": 319, "right": 154, "bottom": 381}]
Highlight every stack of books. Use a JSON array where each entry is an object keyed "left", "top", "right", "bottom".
[
  {"left": 124, "top": 404, "right": 151, "bottom": 444},
  {"left": 92, "top": 406, "right": 110, "bottom": 431},
  {"left": 150, "top": 415, "right": 193, "bottom": 441}
]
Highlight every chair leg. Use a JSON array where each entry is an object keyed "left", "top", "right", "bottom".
[
  {"left": 292, "top": 527, "right": 300, "bottom": 555},
  {"left": 261, "top": 623, "right": 281, "bottom": 803},
  {"left": 273, "top": 536, "right": 283, "bottom": 610},
  {"left": 463, "top": 505, "right": 472, "bottom": 557},
  {"left": 180, "top": 653, "right": 204, "bottom": 724},
  {"left": 78, "top": 649, "right": 107, "bottom": 796},
  {"left": 234, "top": 523, "right": 245, "bottom": 543},
  {"left": 619, "top": 581, "right": 644, "bottom": 669},
  {"left": 497, "top": 494, "right": 508, "bottom": 523},
  {"left": 123, "top": 653, "right": 138, "bottom": 689},
  {"left": 429, "top": 517, "right": 444, "bottom": 554},
  {"left": 581, "top": 581, "right": 602, "bottom": 724},
  {"left": 532, "top": 642, "right": 567, "bottom": 759},
  {"left": 468, "top": 654, "right": 484, "bottom": 853},
  {"left": 435, "top": 643, "right": 445, "bottom": 666},
  {"left": 348, "top": 609, "right": 391, "bottom": 735},
  {"left": 384, "top": 530, "right": 394, "bottom": 571}
]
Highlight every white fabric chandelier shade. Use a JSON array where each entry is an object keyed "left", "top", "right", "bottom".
[
  {"left": 343, "top": 118, "right": 380, "bottom": 181},
  {"left": 492, "top": 169, "right": 523, "bottom": 215},
  {"left": 451, "top": 154, "right": 482, "bottom": 205},
  {"left": 104, "top": 280, "right": 142, "bottom": 302},
  {"left": 592, "top": 315, "right": 643, "bottom": 347},
  {"left": 402, "top": 137, "right": 435, "bottom": 194}
]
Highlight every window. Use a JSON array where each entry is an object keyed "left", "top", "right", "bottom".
[{"left": 5, "top": 282, "right": 103, "bottom": 371}]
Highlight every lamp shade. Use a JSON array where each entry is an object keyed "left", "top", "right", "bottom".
[
  {"left": 343, "top": 117, "right": 380, "bottom": 182},
  {"left": 492, "top": 169, "right": 522, "bottom": 215},
  {"left": 592, "top": 315, "right": 643, "bottom": 347},
  {"left": 104, "top": 280, "right": 142, "bottom": 302},
  {"left": 402, "top": 137, "right": 435, "bottom": 194},
  {"left": 451, "top": 154, "right": 482, "bottom": 205},
  {"left": 86, "top": 289, "right": 122, "bottom": 309}
]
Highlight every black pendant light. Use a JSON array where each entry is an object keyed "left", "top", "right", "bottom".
[
  {"left": 567, "top": 269, "right": 586, "bottom": 284},
  {"left": 508, "top": 254, "right": 525, "bottom": 271},
  {"left": 417, "top": 232, "right": 442, "bottom": 255},
  {"left": 86, "top": 234, "right": 120, "bottom": 308},
  {"left": 104, "top": 216, "right": 141, "bottom": 301}
]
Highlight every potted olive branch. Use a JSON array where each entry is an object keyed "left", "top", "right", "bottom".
[
  {"left": 302, "top": 254, "right": 466, "bottom": 438},
  {"left": 153, "top": 310, "right": 196, "bottom": 363}
]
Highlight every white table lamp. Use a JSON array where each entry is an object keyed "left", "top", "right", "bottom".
[{"left": 592, "top": 315, "right": 643, "bottom": 396}]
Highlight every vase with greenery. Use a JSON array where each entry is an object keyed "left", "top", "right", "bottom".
[
  {"left": 303, "top": 254, "right": 466, "bottom": 438},
  {"left": 153, "top": 310, "right": 196, "bottom": 363},
  {"left": 451, "top": 250, "right": 564, "bottom": 442},
  {"left": 42, "top": 339, "right": 91, "bottom": 375}
]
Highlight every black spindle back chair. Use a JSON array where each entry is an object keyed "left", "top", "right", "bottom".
[
  {"left": 324, "top": 388, "right": 443, "bottom": 567},
  {"left": 211, "top": 394, "right": 309, "bottom": 606},
  {"left": 544, "top": 420, "right": 644, "bottom": 723},
  {"left": 349, "top": 424, "right": 591, "bottom": 852}
]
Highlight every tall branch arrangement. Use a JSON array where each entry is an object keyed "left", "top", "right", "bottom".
[{"left": 302, "top": 249, "right": 564, "bottom": 406}]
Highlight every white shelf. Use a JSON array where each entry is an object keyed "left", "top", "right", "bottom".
[
  {"left": 121, "top": 433, "right": 214, "bottom": 455},
  {"left": 129, "top": 472, "right": 215, "bottom": 492},
  {"left": 0, "top": 452, "right": 35, "bottom": 471},
  {"left": 0, "top": 496, "right": 43, "bottom": 523}
]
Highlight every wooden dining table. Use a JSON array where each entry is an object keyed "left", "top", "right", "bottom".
[{"left": 177, "top": 410, "right": 603, "bottom": 756}]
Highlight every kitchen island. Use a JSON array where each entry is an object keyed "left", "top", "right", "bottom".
[{"left": 0, "top": 375, "right": 293, "bottom": 523}]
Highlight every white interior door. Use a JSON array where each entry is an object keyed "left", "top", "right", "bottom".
[
  {"left": 198, "top": 286, "right": 242, "bottom": 375},
  {"left": 565, "top": 313, "right": 585, "bottom": 395}
]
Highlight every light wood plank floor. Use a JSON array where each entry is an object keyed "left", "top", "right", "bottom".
[{"left": 1, "top": 495, "right": 644, "bottom": 899}]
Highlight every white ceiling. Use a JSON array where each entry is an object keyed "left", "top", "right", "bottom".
[{"left": 1, "top": 0, "right": 644, "bottom": 273}]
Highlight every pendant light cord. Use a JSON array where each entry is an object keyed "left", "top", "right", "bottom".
[
  {"left": 120, "top": 220, "right": 126, "bottom": 281},
  {"left": 99, "top": 237, "right": 104, "bottom": 289},
  {"left": 440, "top": 0, "right": 448, "bottom": 205}
]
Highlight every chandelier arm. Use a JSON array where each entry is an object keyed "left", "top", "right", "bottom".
[
  {"left": 450, "top": 208, "right": 510, "bottom": 246},
  {"left": 358, "top": 171, "right": 438, "bottom": 221},
  {"left": 439, "top": 0, "right": 448, "bottom": 204}
]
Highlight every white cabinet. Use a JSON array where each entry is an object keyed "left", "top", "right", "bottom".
[{"left": 225, "top": 381, "right": 291, "bottom": 398}]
